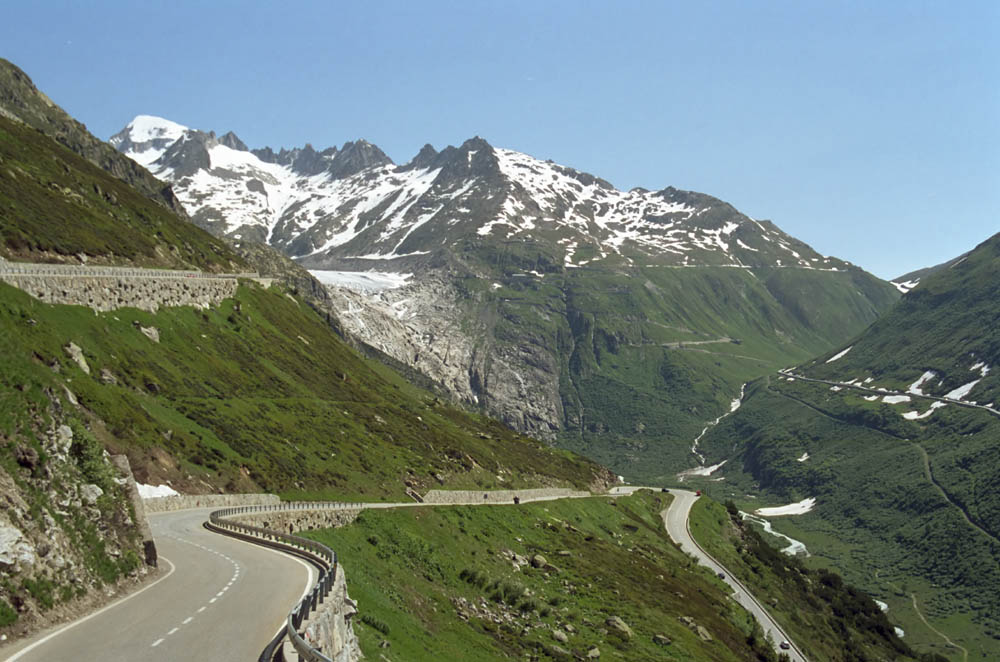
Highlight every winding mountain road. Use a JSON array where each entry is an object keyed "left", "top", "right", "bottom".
[
  {"left": 3, "top": 508, "right": 313, "bottom": 662},
  {"left": 663, "top": 489, "right": 808, "bottom": 661},
  {"left": 3, "top": 489, "right": 808, "bottom": 661},
  {"left": 610, "top": 486, "right": 808, "bottom": 661}
]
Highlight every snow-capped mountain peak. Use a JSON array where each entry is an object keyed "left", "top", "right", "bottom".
[
  {"left": 109, "top": 114, "right": 190, "bottom": 168},
  {"left": 111, "top": 117, "right": 854, "bottom": 273}
]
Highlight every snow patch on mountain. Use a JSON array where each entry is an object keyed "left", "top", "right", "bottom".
[
  {"left": 122, "top": 115, "right": 187, "bottom": 145},
  {"left": 908, "top": 371, "right": 937, "bottom": 395},
  {"left": 902, "top": 401, "right": 947, "bottom": 420},
  {"left": 755, "top": 497, "right": 816, "bottom": 517},
  {"left": 309, "top": 270, "right": 412, "bottom": 293},
  {"left": 825, "top": 345, "right": 853, "bottom": 363},
  {"left": 944, "top": 379, "right": 981, "bottom": 402}
]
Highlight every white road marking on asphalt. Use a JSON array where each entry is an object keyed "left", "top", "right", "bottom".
[
  {"left": 197, "top": 606, "right": 206, "bottom": 613},
  {"left": 167, "top": 628, "right": 178, "bottom": 636},
  {"left": 209, "top": 598, "right": 217, "bottom": 604},
  {"left": 5, "top": 558, "right": 177, "bottom": 661},
  {"left": 151, "top": 639, "right": 164, "bottom": 648}
]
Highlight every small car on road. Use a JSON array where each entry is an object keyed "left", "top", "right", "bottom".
[{"left": 780, "top": 640, "right": 791, "bottom": 650}]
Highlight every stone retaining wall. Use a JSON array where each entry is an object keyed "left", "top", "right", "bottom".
[
  {"left": 229, "top": 507, "right": 362, "bottom": 533},
  {"left": 421, "top": 487, "right": 591, "bottom": 504},
  {"left": 0, "top": 262, "right": 271, "bottom": 312},
  {"left": 302, "top": 565, "right": 361, "bottom": 662},
  {"left": 142, "top": 493, "right": 281, "bottom": 513}
]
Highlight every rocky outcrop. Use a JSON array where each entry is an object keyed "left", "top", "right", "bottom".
[
  {"left": 326, "top": 274, "right": 564, "bottom": 439},
  {"left": 0, "top": 413, "right": 152, "bottom": 639}
]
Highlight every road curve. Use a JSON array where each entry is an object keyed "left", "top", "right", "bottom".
[
  {"left": 662, "top": 488, "right": 808, "bottom": 662},
  {"left": 2, "top": 508, "right": 313, "bottom": 662},
  {"left": 4, "top": 489, "right": 806, "bottom": 661}
]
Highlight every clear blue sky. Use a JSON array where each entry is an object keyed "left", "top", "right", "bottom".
[{"left": 3, "top": 1, "right": 997, "bottom": 279}]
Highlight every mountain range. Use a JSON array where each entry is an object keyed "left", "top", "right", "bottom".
[
  {"left": 111, "top": 115, "right": 901, "bottom": 477},
  {"left": 0, "top": 55, "right": 991, "bottom": 659}
]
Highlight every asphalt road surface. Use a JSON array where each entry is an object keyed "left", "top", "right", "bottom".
[
  {"left": 4, "top": 489, "right": 807, "bottom": 661},
  {"left": 3, "top": 508, "right": 313, "bottom": 662},
  {"left": 662, "top": 488, "right": 808, "bottom": 662}
]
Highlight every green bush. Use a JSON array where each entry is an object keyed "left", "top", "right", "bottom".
[{"left": 0, "top": 597, "right": 17, "bottom": 626}]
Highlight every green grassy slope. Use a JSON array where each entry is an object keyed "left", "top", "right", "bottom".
[
  {"left": 695, "top": 376, "right": 1000, "bottom": 660},
  {"left": 0, "top": 58, "right": 188, "bottom": 217},
  {"left": 302, "top": 491, "right": 783, "bottom": 662},
  {"left": 688, "top": 498, "right": 945, "bottom": 662},
  {"left": 687, "top": 235, "right": 1000, "bottom": 659},
  {"left": 0, "top": 280, "right": 610, "bottom": 500},
  {"left": 805, "top": 232, "right": 1000, "bottom": 407},
  {"left": 449, "top": 250, "right": 898, "bottom": 481},
  {"left": 0, "top": 115, "right": 242, "bottom": 269}
]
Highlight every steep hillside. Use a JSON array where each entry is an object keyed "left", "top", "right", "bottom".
[
  {"left": 304, "top": 491, "right": 923, "bottom": 662},
  {"left": 693, "top": 234, "right": 1000, "bottom": 659},
  {"left": 0, "top": 115, "right": 241, "bottom": 269},
  {"left": 112, "top": 117, "right": 899, "bottom": 479},
  {"left": 0, "top": 60, "right": 187, "bottom": 217}
]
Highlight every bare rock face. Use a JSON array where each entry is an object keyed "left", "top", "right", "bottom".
[
  {"left": 324, "top": 273, "right": 564, "bottom": 440},
  {"left": 63, "top": 342, "right": 90, "bottom": 374},
  {"left": 0, "top": 516, "right": 36, "bottom": 569},
  {"left": 605, "top": 616, "right": 633, "bottom": 639},
  {"left": 80, "top": 484, "right": 104, "bottom": 506}
]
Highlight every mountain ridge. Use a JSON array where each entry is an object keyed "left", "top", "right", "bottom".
[{"left": 110, "top": 114, "right": 869, "bottom": 277}]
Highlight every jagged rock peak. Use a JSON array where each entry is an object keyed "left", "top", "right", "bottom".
[
  {"left": 327, "top": 139, "right": 393, "bottom": 179},
  {"left": 405, "top": 143, "right": 438, "bottom": 170},
  {"left": 218, "top": 131, "right": 248, "bottom": 151}
]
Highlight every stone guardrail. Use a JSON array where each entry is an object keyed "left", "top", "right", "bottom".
[
  {"left": 208, "top": 502, "right": 365, "bottom": 662},
  {"left": 421, "top": 487, "right": 590, "bottom": 504}
]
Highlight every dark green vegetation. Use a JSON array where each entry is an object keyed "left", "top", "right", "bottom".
[
  {"left": 689, "top": 498, "right": 945, "bottom": 662},
  {"left": 693, "top": 235, "right": 1000, "bottom": 660},
  {"left": 699, "top": 377, "right": 999, "bottom": 660},
  {"left": 0, "top": 115, "right": 241, "bottom": 269},
  {"left": 0, "top": 280, "right": 608, "bottom": 499},
  {"left": 302, "top": 491, "right": 787, "bottom": 661},
  {"left": 448, "top": 249, "right": 898, "bottom": 480}
]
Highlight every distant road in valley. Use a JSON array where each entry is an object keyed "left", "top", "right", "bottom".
[
  {"left": 610, "top": 487, "right": 807, "bottom": 661},
  {"left": 779, "top": 369, "right": 1000, "bottom": 419}
]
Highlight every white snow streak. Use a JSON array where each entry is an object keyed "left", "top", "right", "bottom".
[
  {"left": 755, "top": 497, "right": 817, "bottom": 517},
  {"left": 825, "top": 345, "right": 853, "bottom": 363}
]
